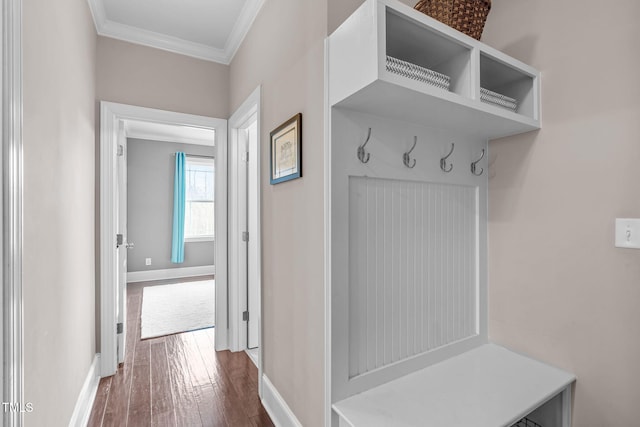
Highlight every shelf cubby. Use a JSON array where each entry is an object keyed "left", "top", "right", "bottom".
[
  {"left": 385, "top": 7, "right": 472, "bottom": 97},
  {"left": 328, "top": 0, "right": 541, "bottom": 140},
  {"left": 480, "top": 51, "right": 538, "bottom": 120}
]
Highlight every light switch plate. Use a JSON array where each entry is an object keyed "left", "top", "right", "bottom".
[{"left": 615, "top": 218, "right": 640, "bottom": 249}]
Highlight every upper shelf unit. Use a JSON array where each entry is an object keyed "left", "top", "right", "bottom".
[{"left": 328, "top": 0, "right": 540, "bottom": 140}]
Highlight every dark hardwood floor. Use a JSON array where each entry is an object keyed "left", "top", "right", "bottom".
[{"left": 88, "top": 277, "right": 273, "bottom": 427}]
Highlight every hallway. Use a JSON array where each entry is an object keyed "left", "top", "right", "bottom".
[{"left": 88, "top": 279, "right": 273, "bottom": 426}]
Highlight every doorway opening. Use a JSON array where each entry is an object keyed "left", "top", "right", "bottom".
[
  {"left": 96, "top": 101, "right": 270, "bottom": 425},
  {"left": 228, "top": 87, "right": 262, "bottom": 388},
  {"left": 99, "top": 102, "right": 228, "bottom": 376}
]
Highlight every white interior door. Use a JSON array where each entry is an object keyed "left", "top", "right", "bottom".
[
  {"left": 236, "top": 115, "right": 260, "bottom": 350},
  {"left": 116, "top": 124, "right": 128, "bottom": 364},
  {"left": 237, "top": 126, "right": 250, "bottom": 346},
  {"left": 223, "top": 89, "right": 261, "bottom": 359},
  {"left": 246, "top": 120, "right": 259, "bottom": 349},
  {"left": 230, "top": 107, "right": 260, "bottom": 352}
]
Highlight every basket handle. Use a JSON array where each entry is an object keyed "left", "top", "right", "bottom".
[{"left": 414, "top": 0, "right": 431, "bottom": 11}]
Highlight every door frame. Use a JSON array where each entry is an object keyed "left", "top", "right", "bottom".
[
  {"left": 115, "top": 123, "right": 127, "bottom": 365},
  {"left": 99, "top": 102, "right": 227, "bottom": 376},
  {"left": 228, "top": 86, "right": 262, "bottom": 389},
  {"left": 2, "top": 0, "right": 24, "bottom": 424}
]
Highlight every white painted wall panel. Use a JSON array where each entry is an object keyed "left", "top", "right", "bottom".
[
  {"left": 348, "top": 177, "right": 477, "bottom": 377},
  {"left": 331, "top": 107, "right": 488, "bottom": 401}
]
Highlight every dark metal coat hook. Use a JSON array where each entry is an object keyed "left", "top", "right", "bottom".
[
  {"left": 440, "top": 143, "right": 455, "bottom": 173},
  {"left": 471, "top": 149, "right": 485, "bottom": 176},
  {"left": 357, "top": 127, "right": 372, "bottom": 163},
  {"left": 403, "top": 136, "right": 417, "bottom": 168}
]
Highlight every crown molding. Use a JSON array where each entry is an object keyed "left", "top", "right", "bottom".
[
  {"left": 86, "top": 0, "right": 106, "bottom": 29},
  {"left": 86, "top": 0, "right": 265, "bottom": 65},
  {"left": 99, "top": 19, "right": 229, "bottom": 63},
  {"left": 224, "top": 0, "right": 266, "bottom": 62}
]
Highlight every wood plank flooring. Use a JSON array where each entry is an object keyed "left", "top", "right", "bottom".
[{"left": 88, "top": 277, "right": 273, "bottom": 427}]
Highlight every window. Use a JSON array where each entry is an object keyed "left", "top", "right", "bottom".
[{"left": 184, "top": 156, "right": 215, "bottom": 241}]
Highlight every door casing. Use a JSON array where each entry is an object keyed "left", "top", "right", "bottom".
[
  {"left": 99, "top": 102, "right": 227, "bottom": 376},
  {"left": 116, "top": 123, "right": 127, "bottom": 364},
  {"left": 228, "top": 86, "right": 263, "bottom": 393},
  {"left": 2, "top": 0, "right": 24, "bottom": 424}
]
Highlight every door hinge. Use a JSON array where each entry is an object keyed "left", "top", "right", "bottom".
[
  {"left": 117, "top": 322, "right": 123, "bottom": 334},
  {"left": 242, "top": 231, "right": 249, "bottom": 242},
  {"left": 117, "top": 144, "right": 124, "bottom": 157},
  {"left": 116, "top": 233, "right": 124, "bottom": 247},
  {"left": 242, "top": 311, "right": 249, "bottom": 321},
  {"left": 245, "top": 152, "right": 249, "bottom": 162}
]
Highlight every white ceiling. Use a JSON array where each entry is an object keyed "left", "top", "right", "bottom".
[{"left": 87, "top": 0, "right": 265, "bottom": 64}]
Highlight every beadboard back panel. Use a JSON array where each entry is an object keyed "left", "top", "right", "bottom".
[
  {"left": 331, "top": 108, "right": 488, "bottom": 401},
  {"left": 348, "top": 177, "right": 477, "bottom": 378}
]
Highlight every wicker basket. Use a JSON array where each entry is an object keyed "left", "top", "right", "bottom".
[{"left": 414, "top": 0, "right": 491, "bottom": 40}]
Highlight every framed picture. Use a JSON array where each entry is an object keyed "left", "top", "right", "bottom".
[{"left": 270, "top": 113, "right": 302, "bottom": 184}]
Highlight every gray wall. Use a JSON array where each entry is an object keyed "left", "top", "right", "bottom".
[{"left": 127, "top": 138, "right": 215, "bottom": 272}]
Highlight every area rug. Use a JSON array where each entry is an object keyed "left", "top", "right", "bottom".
[{"left": 141, "top": 279, "right": 215, "bottom": 339}]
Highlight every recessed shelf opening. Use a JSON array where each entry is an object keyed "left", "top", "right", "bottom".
[
  {"left": 514, "top": 392, "right": 564, "bottom": 426},
  {"left": 386, "top": 8, "right": 471, "bottom": 97},
  {"left": 480, "top": 53, "right": 535, "bottom": 118}
]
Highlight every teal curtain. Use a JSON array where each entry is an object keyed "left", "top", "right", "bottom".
[{"left": 171, "top": 152, "right": 186, "bottom": 263}]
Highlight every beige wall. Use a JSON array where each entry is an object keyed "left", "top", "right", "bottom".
[
  {"left": 96, "top": 37, "right": 230, "bottom": 119},
  {"left": 327, "top": 0, "right": 416, "bottom": 34},
  {"left": 230, "top": 2, "right": 423, "bottom": 424},
  {"left": 483, "top": 1, "right": 640, "bottom": 425},
  {"left": 230, "top": 1, "right": 327, "bottom": 426},
  {"left": 22, "top": 0, "right": 97, "bottom": 425}
]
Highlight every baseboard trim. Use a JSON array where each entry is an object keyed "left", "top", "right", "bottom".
[
  {"left": 68, "top": 354, "right": 100, "bottom": 427},
  {"left": 261, "top": 375, "right": 302, "bottom": 427},
  {"left": 127, "top": 265, "right": 215, "bottom": 283}
]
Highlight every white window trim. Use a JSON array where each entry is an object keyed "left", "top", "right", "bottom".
[
  {"left": 184, "top": 155, "right": 215, "bottom": 240},
  {"left": 185, "top": 155, "right": 215, "bottom": 166},
  {"left": 185, "top": 236, "right": 215, "bottom": 243}
]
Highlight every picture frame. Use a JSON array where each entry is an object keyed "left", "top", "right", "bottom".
[{"left": 270, "top": 113, "right": 302, "bottom": 184}]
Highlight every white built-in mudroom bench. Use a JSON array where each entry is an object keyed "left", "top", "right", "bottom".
[{"left": 326, "top": 1, "right": 575, "bottom": 426}]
